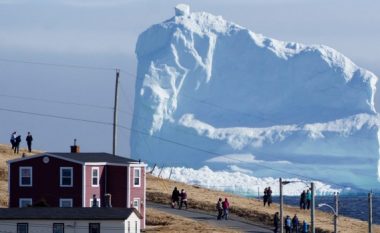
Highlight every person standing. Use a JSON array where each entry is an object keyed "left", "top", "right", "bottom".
[
  {"left": 306, "top": 190, "right": 311, "bottom": 210},
  {"left": 300, "top": 190, "right": 306, "bottom": 210},
  {"left": 302, "top": 220, "right": 309, "bottom": 233},
  {"left": 285, "top": 215, "right": 292, "bottom": 233},
  {"left": 10, "top": 131, "right": 16, "bottom": 150},
  {"left": 179, "top": 189, "right": 188, "bottom": 209},
  {"left": 267, "top": 187, "right": 273, "bottom": 207},
  {"left": 26, "top": 132, "right": 33, "bottom": 153},
  {"left": 216, "top": 198, "right": 223, "bottom": 220},
  {"left": 263, "top": 187, "right": 268, "bottom": 206},
  {"left": 292, "top": 214, "right": 299, "bottom": 233},
  {"left": 222, "top": 197, "right": 230, "bottom": 220},
  {"left": 273, "top": 212, "right": 280, "bottom": 233},
  {"left": 14, "top": 134, "right": 21, "bottom": 154},
  {"left": 171, "top": 187, "right": 180, "bottom": 208}
]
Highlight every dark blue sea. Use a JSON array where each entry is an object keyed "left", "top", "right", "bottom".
[{"left": 265, "top": 195, "right": 379, "bottom": 224}]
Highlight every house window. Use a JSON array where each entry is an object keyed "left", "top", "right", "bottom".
[
  {"left": 17, "top": 223, "right": 28, "bottom": 233},
  {"left": 133, "top": 168, "right": 141, "bottom": 187},
  {"left": 127, "top": 221, "right": 130, "bottom": 233},
  {"left": 89, "top": 198, "right": 101, "bottom": 207},
  {"left": 60, "top": 167, "right": 73, "bottom": 187},
  {"left": 19, "top": 167, "right": 32, "bottom": 187},
  {"left": 91, "top": 167, "right": 99, "bottom": 187},
  {"left": 133, "top": 198, "right": 140, "bottom": 211},
  {"left": 89, "top": 223, "right": 100, "bottom": 233},
  {"left": 19, "top": 198, "right": 32, "bottom": 208},
  {"left": 53, "top": 223, "right": 64, "bottom": 233},
  {"left": 59, "top": 198, "right": 73, "bottom": 208},
  {"left": 135, "top": 221, "right": 138, "bottom": 233}
]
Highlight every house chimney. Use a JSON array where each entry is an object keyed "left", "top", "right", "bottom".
[
  {"left": 105, "top": 193, "right": 112, "bottom": 208},
  {"left": 70, "top": 139, "right": 80, "bottom": 153}
]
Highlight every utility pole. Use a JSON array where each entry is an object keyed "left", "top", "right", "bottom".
[
  {"left": 311, "top": 182, "right": 315, "bottom": 233},
  {"left": 369, "top": 191, "right": 373, "bottom": 233},
  {"left": 280, "top": 178, "right": 284, "bottom": 233},
  {"left": 112, "top": 69, "right": 120, "bottom": 156},
  {"left": 334, "top": 192, "right": 339, "bottom": 233}
]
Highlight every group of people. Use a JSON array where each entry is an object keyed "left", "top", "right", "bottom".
[
  {"left": 216, "top": 197, "right": 230, "bottom": 220},
  {"left": 171, "top": 187, "right": 188, "bottom": 209},
  {"left": 299, "top": 189, "right": 312, "bottom": 210},
  {"left": 10, "top": 131, "right": 33, "bottom": 154},
  {"left": 263, "top": 187, "right": 273, "bottom": 207},
  {"left": 274, "top": 212, "right": 309, "bottom": 233}
]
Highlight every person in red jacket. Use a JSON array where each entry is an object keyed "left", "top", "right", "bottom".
[
  {"left": 179, "top": 189, "right": 188, "bottom": 209},
  {"left": 222, "top": 198, "right": 230, "bottom": 220}
]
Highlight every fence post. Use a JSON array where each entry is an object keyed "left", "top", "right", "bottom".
[
  {"left": 311, "top": 182, "right": 315, "bottom": 233},
  {"left": 369, "top": 191, "right": 373, "bottom": 233},
  {"left": 280, "top": 178, "right": 283, "bottom": 233}
]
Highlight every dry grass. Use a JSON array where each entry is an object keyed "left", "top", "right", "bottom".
[
  {"left": 147, "top": 174, "right": 380, "bottom": 233},
  {"left": 145, "top": 208, "right": 239, "bottom": 232}
]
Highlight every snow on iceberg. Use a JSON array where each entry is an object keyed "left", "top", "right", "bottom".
[{"left": 132, "top": 4, "right": 380, "bottom": 191}]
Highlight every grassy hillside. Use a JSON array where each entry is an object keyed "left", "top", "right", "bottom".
[{"left": 0, "top": 144, "right": 378, "bottom": 233}]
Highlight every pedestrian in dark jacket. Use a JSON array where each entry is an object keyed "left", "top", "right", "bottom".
[
  {"left": 26, "top": 132, "right": 33, "bottom": 153},
  {"left": 285, "top": 215, "right": 292, "bottom": 233},
  {"left": 10, "top": 131, "right": 16, "bottom": 150},
  {"left": 267, "top": 187, "right": 273, "bottom": 207},
  {"left": 222, "top": 198, "right": 230, "bottom": 220},
  {"left": 263, "top": 187, "right": 268, "bottom": 206},
  {"left": 306, "top": 190, "right": 311, "bottom": 210},
  {"left": 216, "top": 198, "right": 223, "bottom": 220},
  {"left": 292, "top": 214, "right": 299, "bottom": 233},
  {"left": 300, "top": 190, "right": 306, "bottom": 210},
  {"left": 14, "top": 135, "right": 21, "bottom": 154},
  {"left": 302, "top": 220, "right": 309, "bottom": 233},
  {"left": 179, "top": 189, "right": 188, "bottom": 209},
  {"left": 171, "top": 187, "right": 180, "bottom": 208},
  {"left": 273, "top": 212, "right": 280, "bottom": 233}
]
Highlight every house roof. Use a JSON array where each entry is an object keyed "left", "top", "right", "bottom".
[
  {"left": 7, "top": 152, "right": 144, "bottom": 166},
  {"left": 0, "top": 207, "right": 142, "bottom": 220}
]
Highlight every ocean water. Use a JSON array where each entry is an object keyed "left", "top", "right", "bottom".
[{"left": 264, "top": 195, "right": 379, "bottom": 224}]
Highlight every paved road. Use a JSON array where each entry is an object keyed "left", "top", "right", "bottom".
[{"left": 148, "top": 202, "right": 273, "bottom": 233}]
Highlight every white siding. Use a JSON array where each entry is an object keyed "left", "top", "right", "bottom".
[
  {"left": 124, "top": 213, "right": 141, "bottom": 233},
  {"left": 0, "top": 219, "right": 140, "bottom": 233}
]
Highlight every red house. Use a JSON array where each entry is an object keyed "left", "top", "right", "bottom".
[{"left": 7, "top": 151, "right": 147, "bottom": 228}]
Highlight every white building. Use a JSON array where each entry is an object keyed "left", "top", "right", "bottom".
[{"left": 0, "top": 207, "right": 142, "bottom": 233}]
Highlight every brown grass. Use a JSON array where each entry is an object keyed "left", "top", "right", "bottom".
[
  {"left": 145, "top": 208, "right": 239, "bottom": 232},
  {"left": 147, "top": 174, "right": 380, "bottom": 233}
]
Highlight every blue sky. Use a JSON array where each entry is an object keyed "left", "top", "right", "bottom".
[{"left": 0, "top": 0, "right": 379, "bottom": 157}]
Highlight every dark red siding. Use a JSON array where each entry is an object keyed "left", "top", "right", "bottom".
[
  {"left": 129, "top": 166, "right": 145, "bottom": 228},
  {"left": 84, "top": 165, "right": 105, "bottom": 207},
  {"left": 9, "top": 156, "right": 82, "bottom": 207},
  {"left": 106, "top": 165, "right": 127, "bottom": 207}
]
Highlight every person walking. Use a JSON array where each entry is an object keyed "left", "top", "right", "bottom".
[
  {"left": 267, "top": 187, "right": 273, "bottom": 207},
  {"left": 171, "top": 187, "right": 180, "bottom": 208},
  {"left": 306, "top": 190, "right": 311, "bottom": 210},
  {"left": 179, "top": 189, "right": 188, "bottom": 209},
  {"left": 263, "top": 187, "right": 268, "bottom": 206},
  {"left": 285, "top": 215, "right": 292, "bottom": 233},
  {"left": 26, "top": 132, "right": 33, "bottom": 153},
  {"left": 222, "top": 197, "right": 230, "bottom": 220},
  {"left": 292, "top": 214, "right": 299, "bottom": 233},
  {"left": 300, "top": 190, "right": 306, "bottom": 210},
  {"left": 302, "top": 220, "right": 309, "bottom": 233},
  {"left": 273, "top": 212, "right": 280, "bottom": 233},
  {"left": 10, "top": 131, "right": 16, "bottom": 150},
  {"left": 14, "top": 134, "right": 21, "bottom": 154},
  {"left": 216, "top": 198, "right": 223, "bottom": 220}
]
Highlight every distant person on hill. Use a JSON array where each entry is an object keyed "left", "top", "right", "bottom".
[
  {"left": 306, "top": 190, "right": 311, "bottom": 210},
  {"left": 285, "top": 215, "right": 292, "bottom": 233},
  {"left": 179, "top": 189, "right": 188, "bottom": 209},
  {"left": 302, "top": 220, "right": 309, "bottom": 233},
  {"left": 26, "top": 132, "right": 33, "bottom": 153},
  {"left": 263, "top": 187, "right": 268, "bottom": 206},
  {"left": 300, "top": 190, "right": 306, "bottom": 210},
  {"left": 267, "top": 187, "right": 273, "bottom": 207},
  {"left": 222, "top": 197, "right": 230, "bottom": 220},
  {"left": 10, "top": 131, "right": 16, "bottom": 150},
  {"left": 273, "top": 212, "right": 280, "bottom": 233},
  {"left": 216, "top": 197, "right": 223, "bottom": 220},
  {"left": 14, "top": 134, "right": 21, "bottom": 154},
  {"left": 292, "top": 214, "right": 299, "bottom": 233},
  {"left": 171, "top": 187, "right": 180, "bottom": 208}
]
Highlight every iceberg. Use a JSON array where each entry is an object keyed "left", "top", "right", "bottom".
[{"left": 132, "top": 4, "right": 379, "bottom": 191}]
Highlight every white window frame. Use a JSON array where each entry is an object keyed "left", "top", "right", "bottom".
[
  {"left": 91, "top": 167, "right": 99, "bottom": 187},
  {"left": 89, "top": 198, "right": 101, "bottom": 207},
  {"left": 133, "top": 198, "right": 140, "bottom": 211},
  {"left": 19, "top": 198, "right": 32, "bottom": 208},
  {"left": 19, "top": 167, "right": 32, "bottom": 187},
  {"left": 59, "top": 198, "right": 73, "bottom": 207},
  {"left": 133, "top": 168, "right": 141, "bottom": 187},
  {"left": 60, "top": 167, "right": 73, "bottom": 187}
]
